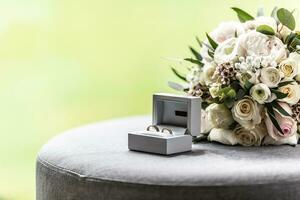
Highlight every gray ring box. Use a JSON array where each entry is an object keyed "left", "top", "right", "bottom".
[{"left": 128, "top": 93, "right": 201, "bottom": 155}]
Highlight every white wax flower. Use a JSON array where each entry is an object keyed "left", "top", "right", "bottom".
[
  {"left": 234, "top": 124, "right": 267, "bottom": 146},
  {"left": 278, "top": 81, "right": 300, "bottom": 105},
  {"left": 250, "top": 83, "right": 273, "bottom": 104},
  {"left": 208, "top": 128, "right": 238, "bottom": 145},
  {"left": 232, "top": 96, "right": 262, "bottom": 130},
  {"left": 260, "top": 67, "right": 283, "bottom": 88},
  {"left": 206, "top": 103, "right": 234, "bottom": 129},
  {"left": 238, "top": 31, "right": 287, "bottom": 63},
  {"left": 214, "top": 38, "right": 239, "bottom": 64}
]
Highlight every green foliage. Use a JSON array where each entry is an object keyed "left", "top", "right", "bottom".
[
  {"left": 171, "top": 67, "right": 187, "bottom": 82},
  {"left": 265, "top": 103, "right": 285, "bottom": 135},
  {"left": 184, "top": 58, "right": 204, "bottom": 66},
  {"left": 277, "top": 8, "right": 296, "bottom": 30},
  {"left": 270, "top": 89, "right": 288, "bottom": 99},
  {"left": 278, "top": 80, "right": 295, "bottom": 87},
  {"left": 244, "top": 80, "right": 254, "bottom": 91},
  {"left": 231, "top": 7, "right": 254, "bottom": 22},
  {"left": 271, "top": 101, "right": 291, "bottom": 117},
  {"left": 256, "top": 25, "right": 275, "bottom": 35},
  {"left": 285, "top": 32, "right": 300, "bottom": 52},
  {"left": 205, "top": 33, "right": 218, "bottom": 50},
  {"left": 189, "top": 46, "right": 203, "bottom": 61}
]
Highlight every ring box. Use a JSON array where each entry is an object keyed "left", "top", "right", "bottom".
[{"left": 128, "top": 93, "right": 201, "bottom": 155}]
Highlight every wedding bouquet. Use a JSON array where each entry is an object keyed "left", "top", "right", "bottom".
[{"left": 169, "top": 7, "right": 300, "bottom": 146}]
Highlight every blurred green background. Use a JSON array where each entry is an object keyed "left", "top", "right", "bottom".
[{"left": 0, "top": 0, "right": 299, "bottom": 199}]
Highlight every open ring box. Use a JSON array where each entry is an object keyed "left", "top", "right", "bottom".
[{"left": 128, "top": 93, "right": 201, "bottom": 155}]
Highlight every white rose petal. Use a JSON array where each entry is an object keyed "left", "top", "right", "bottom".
[
  {"left": 202, "top": 62, "right": 217, "bottom": 85},
  {"left": 232, "top": 96, "right": 262, "bottom": 129},
  {"left": 260, "top": 67, "right": 283, "bottom": 88},
  {"left": 234, "top": 125, "right": 267, "bottom": 146},
  {"left": 211, "top": 21, "right": 245, "bottom": 43},
  {"left": 279, "top": 59, "right": 298, "bottom": 79},
  {"left": 206, "top": 103, "right": 234, "bottom": 129},
  {"left": 263, "top": 134, "right": 298, "bottom": 146},
  {"left": 279, "top": 81, "right": 300, "bottom": 105},
  {"left": 208, "top": 128, "right": 238, "bottom": 145},
  {"left": 200, "top": 109, "right": 213, "bottom": 134}
]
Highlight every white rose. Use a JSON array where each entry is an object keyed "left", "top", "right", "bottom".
[
  {"left": 234, "top": 124, "right": 267, "bottom": 146},
  {"left": 250, "top": 83, "right": 274, "bottom": 104},
  {"left": 208, "top": 128, "right": 238, "bottom": 145},
  {"left": 279, "top": 59, "right": 298, "bottom": 79},
  {"left": 202, "top": 62, "right": 217, "bottom": 85},
  {"left": 244, "top": 16, "right": 277, "bottom": 32},
  {"left": 210, "top": 21, "right": 245, "bottom": 43},
  {"left": 214, "top": 38, "right": 239, "bottom": 64},
  {"left": 263, "top": 134, "right": 298, "bottom": 146},
  {"left": 206, "top": 103, "right": 234, "bottom": 129},
  {"left": 239, "top": 31, "right": 287, "bottom": 63},
  {"left": 232, "top": 96, "right": 262, "bottom": 129},
  {"left": 260, "top": 67, "right": 283, "bottom": 88},
  {"left": 279, "top": 81, "right": 300, "bottom": 105},
  {"left": 200, "top": 109, "right": 213, "bottom": 134},
  {"left": 288, "top": 52, "right": 300, "bottom": 82}
]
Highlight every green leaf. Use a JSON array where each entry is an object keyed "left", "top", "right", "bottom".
[
  {"left": 207, "top": 50, "right": 214, "bottom": 59},
  {"left": 171, "top": 67, "right": 187, "bottom": 82},
  {"left": 189, "top": 46, "right": 202, "bottom": 61},
  {"left": 184, "top": 58, "right": 204, "bottom": 66},
  {"left": 206, "top": 33, "right": 218, "bottom": 50},
  {"left": 271, "top": 101, "right": 291, "bottom": 117},
  {"left": 236, "top": 89, "right": 246, "bottom": 100},
  {"left": 231, "top": 7, "right": 255, "bottom": 22},
  {"left": 244, "top": 80, "right": 254, "bottom": 90},
  {"left": 277, "top": 8, "right": 296, "bottom": 30},
  {"left": 266, "top": 104, "right": 284, "bottom": 135},
  {"left": 271, "top": 6, "right": 278, "bottom": 19},
  {"left": 271, "top": 89, "right": 288, "bottom": 99},
  {"left": 256, "top": 25, "right": 275, "bottom": 35},
  {"left": 196, "top": 36, "right": 202, "bottom": 48},
  {"left": 278, "top": 80, "right": 295, "bottom": 87}
]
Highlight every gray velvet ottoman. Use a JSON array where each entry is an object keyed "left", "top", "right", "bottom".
[{"left": 36, "top": 116, "right": 300, "bottom": 200}]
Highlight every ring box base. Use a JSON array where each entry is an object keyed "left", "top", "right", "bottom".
[{"left": 128, "top": 132, "right": 192, "bottom": 155}]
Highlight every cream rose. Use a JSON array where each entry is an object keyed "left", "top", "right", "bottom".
[
  {"left": 260, "top": 67, "right": 283, "bottom": 88},
  {"left": 207, "top": 128, "right": 238, "bottom": 145},
  {"left": 238, "top": 31, "right": 287, "bottom": 63},
  {"left": 250, "top": 83, "right": 274, "bottom": 104},
  {"left": 278, "top": 24, "right": 292, "bottom": 40},
  {"left": 206, "top": 103, "right": 234, "bottom": 129},
  {"left": 265, "top": 102, "right": 297, "bottom": 140},
  {"left": 214, "top": 38, "right": 239, "bottom": 64},
  {"left": 289, "top": 52, "right": 300, "bottom": 82},
  {"left": 279, "top": 81, "right": 300, "bottom": 105},
  {"left": 232, "top": 96, "right": 262, "bottom": 129},
  {"left": 234, "top": 124, "right": 267, "bottom": 146},
  {"left": 279, "top": 59, "right": 298, "bottom": 79}
]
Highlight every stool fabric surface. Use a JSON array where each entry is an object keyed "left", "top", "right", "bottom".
[{"left": 36, "top": 116, "right": 300, "bottom": 200}]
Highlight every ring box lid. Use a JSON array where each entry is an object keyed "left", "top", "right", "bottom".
[{"left": 152, "top": 93, "right": 201, "bottom": 137}]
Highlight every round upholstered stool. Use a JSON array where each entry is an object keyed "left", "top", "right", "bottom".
[{"left": 36, "top": 116, "right": 300, "bottom": 200}]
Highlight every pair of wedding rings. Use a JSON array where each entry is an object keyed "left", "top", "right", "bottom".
[{"left": 146, "top": 125, "right": 173, "bottom": 135}]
